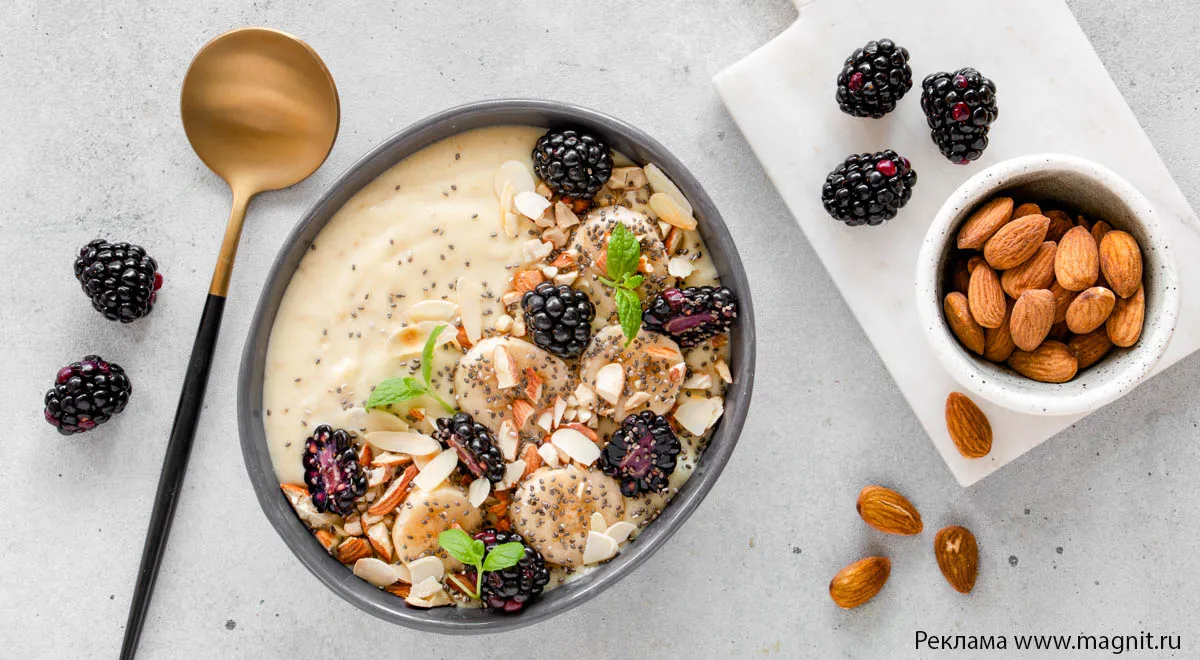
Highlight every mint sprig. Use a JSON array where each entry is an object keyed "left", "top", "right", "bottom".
[
  {"left": 598, "top": 223, "right": 643, "bottom": 345},
  {"left": 438, "top": 528, "right": 524, "bottom": 600},
  {"left": 365, "top": 324, "right": 456, "bottom": 414}
]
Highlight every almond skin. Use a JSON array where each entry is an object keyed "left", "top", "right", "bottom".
[
  {"left": 945, "top": 392, "right": 992, "bottom": 458},
  {"left": 1091, "top": 220, "right": 1112, "bottom": 244},
  {"left": 1069, "top": 328, "right": 1114, "bottom": 369},
  {"left": 1044, "top": 210, "right": 1075, "bottom": 243},
  {"left": 1065, "top": 286, "right": 1116, "bottom": 334},
  {"left": 1010, "top": 289, "right": 1055, "bottom": 352},
  {"left": 1055, "top": 226, "right": 1100, "bottom": 291},
  {"left": 1050, "top": 280, "right": 1078, "bottom": 324},
  {"left": 968, "top": 264, "right": 1006, "bottom": 328},
  {"left": 957, "top": 197, "right": 1014, "bottom": 249},
  {"left": 983, "top": 300, "right": 1017, "bottom": 363},
  {"left": 935, "top": 526, "right": 979, "bottom": 594},
  {"left": 1001, "top": 241, "right": 1056, "bottom": 298},
  {"left": 1008, "top": 340, "right": 1079, "bottom": 383},
  {"left": 945, "top": 292, "right": 985, "bottom": 355},
  {"left": 1012, "top": 202, "right": 1041, "bottom": 219},
  {"left": 857, "top": 485, "right": 923, "bottom": 535},
  {"left": 1106, "top": 284, "right": 1145, "bottom": 347},
  {"left": 984, "top": 214, "right": 1050, "bottom": 270},
  {"left": 336, "top": 537, "right": 373, "bottom": 565},
  {"left": 829, "top": 557, "right": 891, "bottom": 609},
  {"left": 1099, "top": 230, "right": 1143, "bottom": 298}
]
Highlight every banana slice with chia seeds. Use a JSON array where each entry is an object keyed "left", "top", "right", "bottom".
[
  {"left": 510, "top": 466, "right": 625, "bottom": 567},
  {"left": 453, "top": 337, "right": 573, "bottom": 434},
  {"left": 391, "top": 485, "right": 482, "bottom": 566},
  {"left": 569, "top": 206, "right": 671, "bottom": 326},
  {"left": 579, "top": 325, "right": 685, "bottom": 421}
]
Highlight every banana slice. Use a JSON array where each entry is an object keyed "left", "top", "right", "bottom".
[
  {"left": 579, "top": 326, "right": 685, "bottom": 421},
  {"left": 453, "top": 337, "right": 572, "bottom": 434},
  {"left": 390, "top": 486, "right": 482, "bottom": 565},
  {"left": 569, "top": 206, "right": 671, "bottom": 326},
  {"left": 510, "top": 467, "right": 625, "bottom": 567}
]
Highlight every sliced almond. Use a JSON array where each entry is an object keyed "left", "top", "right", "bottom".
[
  {"left": 595, "top": 363, "right": 625, "bottom": 404},
  {"left": 392, "top": 563, "right": 412, "bottom": 584},
  {"left": 406, "top": 555, "right": 445, "bottom": 585},
  {"left": 624, "top": 391, "right": 651, "bottom": 410},
  {"left": 512, "top": 399, "right": 535, "bottom": 428},
  {"left": 649, "top": 192, "right": 698, "bottom": 230},
  {"left": 554, "top": 201, "right": 581, "bottom": 228},
  {"left": 456, "top": 276, "right": 484, "bottom": 343},
  {"left": 494, "top": 160, "right": 535, "bottom": 197},
  {"left": 673, "top": 397, "right": 724, "bottom": 436},
  {"left": 499, "top": 459, "right": 526, "bottom": 490},
  {"left": 714, "top": 359, "right": 733, "bottom": 384},
  {"left": 535, "top": 410, "right": 553, "bottom": 433},
  {"left": 667, "top": 256, "right": 695, "bottom": 278},
  {"left": 551, "top": 428, "right": 602, "bottom": 465},
  {"left": 412, "top": 448, "right": 458, "bottom": 491},
  {"left": 682, "top": 372, "right": 713, "bottom": 390},
  {"left": 365, "top": 431, "right": 440, "bottom": 456},
  {"left": 493, "top": 344, "right": 518, "bottom": 389},
  {"left": 589, "top": 512, "right": 609, "bottom": 533},
  {"left": 411, "top": 576, "right": 444, "bottom": 599},
  {"left": 314, "top": 529, "right": 338, "bottom": 553},
  {"left": 353, "top": 557, "right": 399, "bottom": 587},
  {"left": 537, "top": 442, "right": 561, "bottom": 468},
  {"left": 467, "top": 477, "right": 491, "bottom": 508},
  {"left": 523, "top": 367, "right": 544, "bottom": 404},
  {"left": 605, "top": 521, "right": 636, "bottom": 545},
  {"left": 582, "top": 530, "right": 618, "bottom": 564},
  {"left": 406, "top": 300, "right": 459, "bottom": 323},
  {"left": 522, "top": 239, "right": 554, "bottom": 263},
  {"left": 497, "top": 419, "right": 519, "bottom": 461},
  {"left": 367, "top": 521, "right": 395, "bottom": 563},
  {"left": 368, "top": 464, "right": 418, "bottom": 516},
  {"left": 387, "top": 321, "right": 455, "bottom": 359},
  {"left": 502, "top": 211, "right": 521, "bottom": 239},
  {"left": 644, "top": 164, "right": 694, "bottom": 216},
  {"left": 336, "top": 537, "right": 372, "bottom": 565},
  {"left": 514, "top": 191, "right": 552, "bottom": 220},
  {"left": 552, "top": 396, "right": 567, "bottom": 428}
]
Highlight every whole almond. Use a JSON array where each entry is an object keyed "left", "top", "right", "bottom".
[
  {"left": 1091, "top": 220, "right": 1112, "bottom": 244},
  {"left": 1012, "top": 202, "right": 1041, "bottom": 219},
  {"left": 1050, "top": 280, "right": 1078, "bottom": 324},
  {"left": 984, "top": 214, "right": 1050, "bottom": 270},
  {"left": 1076, "top": 214, "right": 1093, "bottom": 231},
  {"left": 1055, "top": 226, "right": 1100, "bottom": 291},
  {"left": 1069, "top": 328, "right": 1114, "bottom": 369},
  {"left": 968, "top": 264, "right": 1006, "bottom": 328},
  {"left": 945, "top": 392, "right": 992, "bottom": 458},
  {"left": 1099, "top": 231, "right": 1143, "bottom": 298},
  {"left": 966, "top": 255, "right": 986, "bottom": 273},
  {"left": 1047, "top": 320, "right": 1071, "bottom": 342},
  {"left": 829, "top": 557, "right": 891, "bottom": 609},
  {"left": 1044, "top": 210, "right": 1074, "bottom": 243},
  {"left": 1106, "top": 284, "right": 1145, "bottom": 347},
  {"left": 949, "top": 256, "right": 971, "bottom": 296},
  {"left": 1001, "top": 241, "right": 1056, "bottom": 298},
  {"left": 983, "top": 300, "right": 1017, "bottom": 362},
  {"left": 934, "top": 526, "right": 979, "bottom": 594},
  {"left": 856, "top": 485, "right": 923, "bottom": 535},
  {"left": 1010, "top": 289, "right": 1055, "bottom": 352},
  {"left": 1008, "top": 340, "right": 1079, "bottom": 383},
  {"left": 1065, "top": 286, "right": 1116, "bottom": 334},
  {"left": 944, "top": 292, "right": 985, "bottom": 355},
  {"left": 957, "top": 197, "right": 1014, "bottom": 249}
]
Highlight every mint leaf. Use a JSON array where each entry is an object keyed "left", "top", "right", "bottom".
[
  {"left": 615, "top": 287, "right": 642, "bottom": 345},
  {"left": 620, "top": 274, "right": 644, "bottom": 290},
  {"left": 438, "top": 529, "right": 483, "bottom": 566},
  {"left": 606, "top": 223, "right": 640, "bottom": 281},
  {"left": 422, "top": 324, "right": 447, "bottom": 387},
  {"left": 481, "top": 542, "right": 525, "bottom": 572},
  {"left": 365, "top": 377, "right": 427, "bottom": 410}
]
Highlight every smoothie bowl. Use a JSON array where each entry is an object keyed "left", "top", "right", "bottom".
[{"left": 238, "top": 100, "right": 755, "bottom": 632}]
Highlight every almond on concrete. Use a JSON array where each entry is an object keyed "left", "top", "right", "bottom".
[
  {"left": 1055, "top": 226, "right": 1100, "bottom": 291},
  {"left": 1099, "top": 230, "right": 1143, "bottom": 298},
  {"left": 944, "top": 292, "right": 985, "bottom": 355},
  {"left": 1001, "top": 241, "right": 1056, "bottom": 298},
  {"left": 856, "top": 485, "right": 923, "bottom": 535},
  {"left": 945, "top": 392, "right": 992, "bottom": 459},
  {"left": 1069, "top": 328, "right": 1114, "bottom": 369},
  {"left": 983, "top": 214, "right": 1049, "bottom": 270},
  {"left": 968, "top": 263, "right": 1006, "bottom": 328},
  {"left": 1008, "top": 340, "right": 1078, "bottom": 383},
  {"left": 934, "top": 526, "right": 979, "bottom": 594},
  {"left": 958, "top": 197, "right": 1014, "bottom": 249},
  {"left": 829, "top": 557, "right": 891, "bottom": 609},
  {"left": 1106, "top": 284, "right": 1145, "bottom": 347},
  {"left": 1065, "top": 286, "right": 1116, "bottom": 334},
  {"left": 1044, "top": 210, "right": 1075, "bottom": 243},
  {"left": 983, "top": 300, "right": 1016, "bottom": 363},
  {"left": 1012, "top": 202, "right": 1041, "bottom": 219},
  {"left": 1010, "top": 289, "right": 1055, "bottom": 352}
]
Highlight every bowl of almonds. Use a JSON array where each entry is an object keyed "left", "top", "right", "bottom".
[{"left": 917, "top": 154, "right": 1179, "bottom": 416}]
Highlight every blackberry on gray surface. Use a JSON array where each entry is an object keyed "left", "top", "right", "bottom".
[
  {"left": 434, "top": 412, "right": 505, "bottom": 483},
  {"left": 820, "top": 150, "right": 918, "bottom": 226},
  {"left": 468, "top": 529, "right": 550, "bottom": 612},
  {"left": 531, "top": 129, "right": 613, "bottom": 200},
  {"left": 835, "top": 38, "right": 913, "bottom": 118},
  {"left": 598, "top": 411, "right": 681, "bottom": 497},
  {"left": 43, "top": 355, "right": 132, "bottom": 435},
  {"left": 921, "top": 68, "right": 999, "bottom": 164},
  {"left": 301, "top": 425, "right": 367, "bottom": 516},
  {"left": 642, "top": 286, "right": 738, "bottom": 348},
  {"left": 522, "top": 282, "right": 595, "bottom": 359},
  {"left": 74, "top": 239, "right": 163, "bottom": 322}
]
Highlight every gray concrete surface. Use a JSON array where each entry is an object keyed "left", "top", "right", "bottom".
[{"left": 2, "top": 1, "right": 1198, "bottom": 658}]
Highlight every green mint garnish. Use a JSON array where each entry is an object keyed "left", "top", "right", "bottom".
[
  {"left": 600, "top": 224, "right": 644, "bottom": 345},
  {"left": 365, "top": 324, "right": 456, "bottom": 413},
  {"left": 438, "top": 529, "right": 524, "bottom": 600}
]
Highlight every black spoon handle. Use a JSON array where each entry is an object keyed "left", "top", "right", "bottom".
[{"left": 120, "top": 293, "right": 226, "bottom": 659}]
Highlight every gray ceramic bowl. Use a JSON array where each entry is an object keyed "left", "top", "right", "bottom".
[{"left": 238, "top": 99, "right": 755, "bottom": 633}]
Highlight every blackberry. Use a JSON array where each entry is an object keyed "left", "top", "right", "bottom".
[
  {"left": 43, "top": 355, "right": 132, "bottom": 435},
  {"left": 920, "top": 68, "right": 999, "bottom": 164},
  {"left": 522, "top": 282, "right": 595, "bottom": 359},
  {"left": 598, "top": 411, "right": 681, "bottom": 497},
  {"left": 301, "top": 425, "right": 367, "bottom": 516},
  {"left": 434, "top": 413, "right": 505, "bottom": 483},
  {"left": 642, "top": 286, "right": 737, "bottom": 348},
  {"left": 74, "top": 239, "right": 163, "bottom": 322},
  {"left": 531, "top": 129, "right": 612, "bottom": 199},
  {"left": 467, "top": 529, "right": 550, "bottom": 612},
  {"left": 835, "top": 38, "right": 913, "bottom": 118},
  {"left": 820, "top": 150, "right": 918, "bottom": 226}
]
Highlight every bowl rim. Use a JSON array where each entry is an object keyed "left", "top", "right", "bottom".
[
  {"left": 915, "top": 153, "right": 1179, "bottom": 416},
  {"left": 236, "top": 98, "right": 756, "bottom": 633}
]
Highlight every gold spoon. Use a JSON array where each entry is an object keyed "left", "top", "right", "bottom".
[{"left": 121, "top": 27, "right": 338, "bottom": 659}]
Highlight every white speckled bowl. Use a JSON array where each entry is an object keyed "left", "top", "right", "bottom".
[{"left": 916, "top": 154, "right": 1179, "bottom": 416}]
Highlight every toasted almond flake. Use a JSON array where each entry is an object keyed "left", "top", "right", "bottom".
[
  {"left": 411, "top": 576, "right": 444, "bottom": 599},
  {"left": 715, "top": 359, "right": 733, "bottom": 384},
  {"left": 649, "top": 192, "right": 698, "bottom": 230},
  {"left": 336, "top": 537, "right": 372, "bottom": 564},
  {"left": 521, "top": 367, "right": 544, "bottom": 403},
  {"left": 535, "top": 411, "right": 553, "bottom": 433},
  {"left": 582, "top": 530, "right": 618, "bottom": 564},
  {"left": 387, "top": 321, "right": 454, "bottom": 358},
  {"left": 560, "top": 422, "right": 599, "bottom": 443},
  {"left": 503, "top": 211, "right": 521, "bottom": 239},
  {"left": 409, "top": 408, "right": 426, "bottom": 422},
  {"left": 370, "top": 452, "right": 412, "bottom": 468},
  {"left": 392, "top": 563, "right": 412, "bottom": 584},
  {"left": 468, "top": 477, "right": 491, "bottom": 508},
  {"left": 552, "top": 397, "right": 567, "bottom": 428},
  {"left": 644, "top": 345, "right": 682, "bottom": 361},
  {"left": 407, "top": 556, "right": 445, "bottom": 585},
  {"left": 668, "top": 362, "right": 687, "bottom": 383},
  {"left": 515, "top": 191, "right": 552, "bottom": 220},
  {"left": 499, "top": 459, "right": 526, "bottom": 490},
  {"left": 605, "top": 521, "right": 636, "bottom": 545},
  {"left": 365, "top": 409, "right": 409, "bottom": 432},
  {"left": 673, "top": 397, "right": 724, "bottom": 436},
  {"left": 406, "top": 300, "right": 459, "bottom": 323},
  {"left": 413, "top": 448, "right": 459, "bottom": 491},
  {"left": 665, "top": 226, "right": 683, "bottom": 254},
  {"left": 512, "top": 399, "right": 535, "bottom": 428},
  {"left": 551, "top": 428, "right": 602, "bottom": 465},
  {"left": 368, "top": 464, "right": 418, "bottom": 516},
  {"left": 495, "top": 160, "right": 535, "bottom": 197},
  {"left": 456, "top": 276, "right": 484, "bottom": 343},
  {"left": 342, "top": 515, "right": 364, "bottom": 537},
  {"left": 553, "top": 272, "right": 579, "bottom": 287},
  {"left": 366, "top": 431, "right": 440, "bottom": 456},
  {"left": 595, "top": 363, "right": 625, "bottom": 405},
  {"left": 668, "top": 256, "right": 696, "bottom": 279},
  {"left": 550, "top": 251, "right": 577, "bottom": 269},
  {"left": 520, "top": 443, "right": 542, "bottom": 479},
  {"left": 493, "top": 344, "right": 518, "bottom": 389},
  {"left": 554, "top": 201, "right": 580, "bottom": 228},
  {"left": 498, "top": 420, "right": 519, "bottom": 461},
  {"left": 658, "top": 221, "right": 672, "bottom": 237},
  {"left": 366, "top": 466, "right": 388, "bottom": 488},
  {"left": 590, "top": 512, "right": 608, "bottom": 533},
  {"left": 624, "top": 391, "right": 651, "bottom": 410},
  {"left": 367, "top": 522, "right": 395, "bottom": 562},
  {"left": 315, "top": 529, "right": 338, "bottom": 553},
  {"left": 644, "top": 164, "right": 693, "bottom": 216},
  {"left": 537, "top": 443, "right": 560, "bottom": 468},
  {"left": 682, "top": 373, "right": 713, "bottom": 390},
  {"left": 361, "top": 511, "right": 384, "bottom": 527},
  {"left": 354, "top": 558, "right": 399, "bottom": 587}
]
